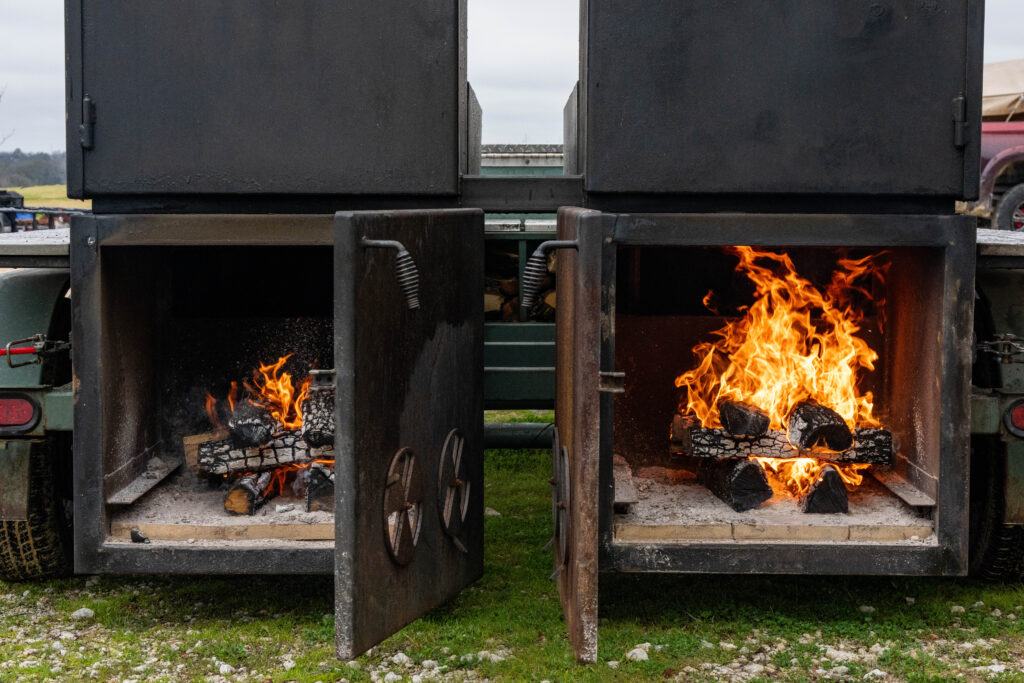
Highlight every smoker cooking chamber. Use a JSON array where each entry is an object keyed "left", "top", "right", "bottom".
[{"left": 553, "top": 211, "right": 976, "bottom": 585}]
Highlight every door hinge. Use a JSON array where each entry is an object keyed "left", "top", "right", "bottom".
[
  {"left": 598, "top": 371, "right": 625, "bottom": 394},
  {"left": 80, "top": 95, "right": 96, "bottom": 150},
  {"left": 952, "top": 95, "right": 967, "bottom": 149}
]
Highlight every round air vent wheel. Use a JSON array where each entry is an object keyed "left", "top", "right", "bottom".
[
  {"left": 550, "top": 427, "right": 570, "bottom": 568},
  {"left": 437, "top": 429, "right": 470, "bottom": 552},
  {"left": 968, "top": 435, "right": 1024, "bottom": 580},
  {"left": 0, "top": 437, "right": 73, "bottom": 582},
  {"left": 995, "top": 184, "right": 1024, "bottom": 232},
  {"left": 383, "top": 448, "right": 423, "bottom": 567}
]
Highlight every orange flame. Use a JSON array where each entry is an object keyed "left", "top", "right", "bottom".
[
  {"left": 675, "top": 247, "right": 885, "bottom": 432},
  {"left": 205, "top": 355, "right": 311, "bottom": 431},
  {"left": 246, "top": 355, "right": 311, "bottom": 431},
  {"left": 754, "top": 457, "right": 871, "bottom": 498}
]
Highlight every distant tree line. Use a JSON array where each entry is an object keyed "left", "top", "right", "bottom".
[{"left": 0, "top": 150, "right": 66, "bottom": 188}]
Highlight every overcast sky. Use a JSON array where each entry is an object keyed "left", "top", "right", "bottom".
[{"left": 0, "top": 0, "right": 1022, "bottom": 152}]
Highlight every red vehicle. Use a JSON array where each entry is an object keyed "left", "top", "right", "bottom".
[
  {"left": 972, "top": 122, "right": 1024, "bottom": 230},
  {"left": 968, "top": 60, "right": 1024, "bottom": 230}
]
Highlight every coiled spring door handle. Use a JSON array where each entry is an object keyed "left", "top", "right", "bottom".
[
  {"left": 520, "top": 240, "right": 578, "bottom": 321},
  {"left": 361, "top": 238, "right": 420, "bottom": 310}
]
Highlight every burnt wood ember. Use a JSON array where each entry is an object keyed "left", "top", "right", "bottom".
[
  {"left": 301, "top": 371, "right": 335, "bottom": 448},
  {"left": 698, "top": 458, "right": 773, "bottom": 512},
  {"left": 787, "top": 400, "right": 854, "bottom": 452},
  {"left": 306, "top": 462, "right": 335, "bottom": 512},
  {"left": 799, "top": 466, "right": 850, "bottom": 514},
  {"left": 680, "top": 426, "right": 892, "bottom": 465},
  {"left": 197, "top": 431, "right": 332, "bottom": 475},
  {"left": 228, "top": 401, "right": 277, "bottom": 448},
  {"left": 223, "top": 471, "right": 276, "bottom": 516},
  {"left": 718, "top": 400, "right": 770, "bottom": 439}
]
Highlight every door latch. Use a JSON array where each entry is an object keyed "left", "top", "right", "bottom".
[
  {"left": 977, "top": 334, "right": 1024, "bottom": 364},
  {"left": 361, "top": 238, "right": 420, "bottom": 310},
  {"left": 521, "top": 240, "right": 578, "bottom": 320},
  {"left": 598, "top": 371, "right": 626, "bottom": 394}
]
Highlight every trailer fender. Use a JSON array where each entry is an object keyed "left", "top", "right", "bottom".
[
  {"left": 0, "top": 268, "right": 71, "bottom": 389},
  {"left": 0, "top": 439, "right": 34, "bottom": 521}
]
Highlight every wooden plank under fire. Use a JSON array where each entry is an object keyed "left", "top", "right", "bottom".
[
  {"left": 197, "top": 430, "right": 333, "bottom": 475},
  {"left": 676, "top": 426, "right": 892, "bottom": 466}
]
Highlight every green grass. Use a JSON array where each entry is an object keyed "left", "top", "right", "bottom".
[
  {"left": 4, "top": 449, "right": 1024, "bottom": 681},
  {"left": 9, "top": 184, "right": 90, "bottom": 210}
]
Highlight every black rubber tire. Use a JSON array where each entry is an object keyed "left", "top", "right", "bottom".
[
  {"left": 995, "top": 184, "right": 1024, "bottom": 232},
  {"left": 0, "top": 439, "right": 73, "bottom": 582},
  {"left": 968, "top": 435, "right": 1024, "bottom": 580}
]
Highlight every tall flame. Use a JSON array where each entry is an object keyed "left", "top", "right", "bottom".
[
  {"left": 675, "top": 247, "right": 885, "bottom": 432},
  {"left": 206, "top": 355, "right": 311, "bottom": 431}
]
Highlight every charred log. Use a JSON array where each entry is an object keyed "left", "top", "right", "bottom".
[
  {"left": 799, "top": 466, "right": 850, "bottom": 514},
  {"left": 228, "top": 401, "right": 277, "bottom": 448},
  {"left": 718, "top": 400, "right": 770, "bottom": 439},
  {"left": 197, "top": 431, "right": 332, "bottom": 475},
  {"left": 698, "top": 458, "right": 773, "bottom": 512},
  {"left": 223, "top": 471, "right": 275, "bottom": 516},
  {"left": 680, "top": 426, "right": 892, "bottom": 465},
  {"left": 787, "top": 400, "right": 853, "bottom": 452},
  {"left": 306, "top": 462, "right": 335, "bottom": 512},
  {"left": 301, "top": 371, "right": 335, "bottom": 448}
]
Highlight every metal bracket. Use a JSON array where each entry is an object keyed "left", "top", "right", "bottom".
[
  {"left": 2, "top": 334, "right": 72, "bottom": 369},
  {"left": 598, "top": 371, "right": 626, "bottom": 394},
  {"left": 361, "top": 238, "right": 420, "bottom": 310},
  {"left": 521, "top": 240, "right": 578, "bottom": 320},
  {"left": 977, "top": 334, "right": 1024, "bottom": 364}
]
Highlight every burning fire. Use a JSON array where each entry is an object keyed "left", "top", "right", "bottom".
[
  {"left": 675, "top": 247, "right": 887, "bottom": 495},
  {"left": 205, "top": 354, "right": 312, "bottom": 431},
  {"left": 754, "top": 457, "right": 871, "bottom": 497}
]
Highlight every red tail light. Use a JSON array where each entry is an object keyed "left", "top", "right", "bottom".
[
  {"left": 0, "top": 395, "right": 38, "bottom": 431},
  {"left": 1007, "top": 400, "right": 1024, "bottom": 438}
]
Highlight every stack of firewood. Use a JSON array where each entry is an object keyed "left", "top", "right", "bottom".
[
  {"left": 671, "top": 399, "right": 893, "bottom": 514},
  {"left": 184, "top": 370, "right": 336, "bottom": 516}
]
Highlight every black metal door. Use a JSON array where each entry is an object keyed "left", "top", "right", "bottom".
[
  {"left": 583, "top": 0, "right": 983, "bottom": 198},
  {"left": 552, "top": 208, "right": 604, "bottom": 663},
  {"left": 68, "top": 1, "right": 464, "bottom": 197},
  {"left": 334, "top": 209, "right": 484, "bottom": 658}
]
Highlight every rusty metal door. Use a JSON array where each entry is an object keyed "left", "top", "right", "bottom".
[
  {"left": 552, "top": 208, "right": 605, "bottom": 663},
  {"left": 334, "top": 209, "right": 484, "bottom": 658}
]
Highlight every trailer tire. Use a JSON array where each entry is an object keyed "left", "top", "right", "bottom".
[
  {"left": 995, "top": 184, "right": 1024, "bottom": 232},
  {"left": 0, "top": 440, "right": 73, "bottom": 582},
  {"left": 969, "top": 435, "right": 1024, "bottom": 580}
]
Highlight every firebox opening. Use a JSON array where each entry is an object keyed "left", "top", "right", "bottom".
[
  {"left": 611, "top": 245, "right": 942, "bottom": 545},
  {"left": 98, "top": 245, "right": 336, "bottom": 545}
]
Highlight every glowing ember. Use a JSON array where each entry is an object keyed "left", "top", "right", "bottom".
[{"left": 675, "top": 247, "right": 887, "bottom": 495}]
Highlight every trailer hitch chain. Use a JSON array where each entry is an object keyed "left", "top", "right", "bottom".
[{"left": 0, "top": 334, "right": 72, "bottom": 369}]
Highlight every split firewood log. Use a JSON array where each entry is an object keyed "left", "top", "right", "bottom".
[
  {"left": 698, "top": 458, "right": 773, "bottom": 512},
  {"left": 501, "top": 298, "right": 519, "bottom": 322},
  {"left": 679, "top": 426, "right": 891, "bottom": 465},
  {"left": 228, "top": 401, "right": 277, "bottom": 448},
  {"left": 306, "top": 462, "right": 335, "bottom": 512},
  {"left": 484, "top": 292, "right": 504, "bottom": 320},
  {"left": 787, "top": 400, "right": 853, "bottom": 452},
  {"left": 799, "top": 465, "right": 849, "bottom": 514},
  {"left": 198, "top": 431, "right": 332, "bottom": 475},
  {"left": 301, "top": 372, "right": 335, "bottom": 449},
  {"left": 223, "top": 471, "right": 275, "bottom": 515},
  {"left": 718, "top": 400, "right": 770, "bottom": 439}
]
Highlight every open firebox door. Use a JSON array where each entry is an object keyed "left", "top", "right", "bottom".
[
  {"left": 334, "top": 210, "right": 485, "bottom": 659},
  {"left": 549, "top": 208, "right": 608, "bottom": 664}
]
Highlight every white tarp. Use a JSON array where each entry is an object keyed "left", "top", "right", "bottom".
[{"left": 984, "top": 59, "right": 1024, "bottom": 119}]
